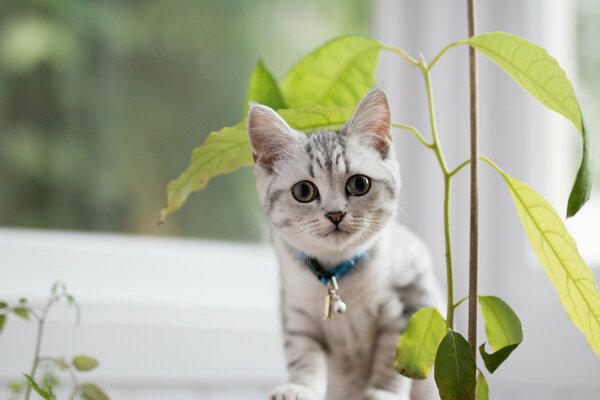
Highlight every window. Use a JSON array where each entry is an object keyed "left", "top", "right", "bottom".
[{"left": 0, "top": 0, "right": 371, "bottom": 242}]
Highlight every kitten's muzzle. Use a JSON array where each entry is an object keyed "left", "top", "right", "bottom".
[{"left": 325, "top": 211, "right": 346, "bottom": 227}]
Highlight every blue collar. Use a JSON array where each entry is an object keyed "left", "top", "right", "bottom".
[{"left": 295, "top": 250, "right": 368, "bottom": 286}]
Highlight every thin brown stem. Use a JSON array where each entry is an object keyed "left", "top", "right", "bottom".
[{"left": 467, "top": 0, "right": 479, "bottom": 378}]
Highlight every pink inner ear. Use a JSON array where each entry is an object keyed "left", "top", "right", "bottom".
[{"left": 364, "top": 109, "right": 392, "bottom": 155}]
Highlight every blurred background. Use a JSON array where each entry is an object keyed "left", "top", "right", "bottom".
[{"left": 1, "top": 0, "right": 599, "bottom": 399}]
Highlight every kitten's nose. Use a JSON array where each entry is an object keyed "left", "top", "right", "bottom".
[{"left": 325, "top": 211, "right": 346, "bottom": 226}]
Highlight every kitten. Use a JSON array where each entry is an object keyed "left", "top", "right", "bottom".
[{"left": 247, "top": 89, "right": 442, "bottom": 400}]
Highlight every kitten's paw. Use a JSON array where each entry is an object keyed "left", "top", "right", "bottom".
[
  {"left": 364, "top": 387, "right": 409, "bottom": 400},
  {"left": 270, "top": 383, "right": 317, "bottom": 400}
]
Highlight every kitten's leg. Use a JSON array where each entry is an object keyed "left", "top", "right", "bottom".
[
  {"left": 365, "top": 269, "right": 441, "bottom": 400},
  {"left": 271, "top": 312, "right": 327, "bottom": 400},
  {"left": 364, "top": 328, "right": 411, "bottom": 400}
]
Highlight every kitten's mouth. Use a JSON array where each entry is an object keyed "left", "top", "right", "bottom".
[{"left": 325, "top": 228, "right": 350, "bottom": 237}]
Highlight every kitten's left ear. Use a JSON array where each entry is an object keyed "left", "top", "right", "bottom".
[{"left": 343, "top": 88, "right": 392, "bottom": 157}]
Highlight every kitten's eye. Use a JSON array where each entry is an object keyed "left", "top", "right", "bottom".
[
  {"left": 291, "top": 181, "right": 319, "bottom": 203},
  {"left": 346, "top": 175, "right": 371, "bottom": 196}
]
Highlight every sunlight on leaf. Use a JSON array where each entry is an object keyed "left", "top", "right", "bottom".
[
  {"left": 468, "top": 32, "right": 591, "bottom": 217},
  {"left": 281, "top": 36, "right": 382, "bottom": 108},
  {"left": 478, "top": 296, "right": 522, "bottom": 373},
  {"left": 394, "top": 307, "right": 446, "bottom": 379},
  {"left": 245, "top": 59, "right": 286, "bottom": 113},
  {"left": 434, "top": 331, "right": 476, "bottom": 400},
  {"left": 484, "top": 158, "right": 600, "bottom": 358},
  {"left": 279, "top": 106, "right": 353, "bottom": 132}
]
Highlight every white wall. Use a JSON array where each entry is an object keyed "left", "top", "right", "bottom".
[{"left": 0, "top": 229, "right": 286, "bottom": 399}]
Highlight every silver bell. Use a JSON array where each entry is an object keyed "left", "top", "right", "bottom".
[{"left": 333, "top": 297, "right": 347, "bottom": 314}]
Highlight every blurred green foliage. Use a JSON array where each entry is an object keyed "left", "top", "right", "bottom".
[{"left": 0, "top": 0, "right": 370, "bottom": 241}]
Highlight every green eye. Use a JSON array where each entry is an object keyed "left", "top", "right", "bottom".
[
  {"left": 292, "top": 181, "right": 318, "bottom": 203},
  {"left": 346, "top": 175, "right": 371, "bottom": 196}
]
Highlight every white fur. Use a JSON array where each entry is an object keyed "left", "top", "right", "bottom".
[{"left": 248, "top": 89, "right": 442, "bottom": 400}]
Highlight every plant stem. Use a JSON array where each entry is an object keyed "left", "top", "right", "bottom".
[
  {"left": 418, "top": 60, "right": 456, "bottom": 329},
  {"left": 381, "top": 45, "right": 421, "bottom": 66},
  {"left": 392, "top": 123, "right": 433, "bottom": 148},
  {"left": 454, "top": 295, "right": 469, "bottom": 309},
  {"left": 449, "top": 159, "right": 471, "bottom": 177},
  {"left": 427, "top": 40, "right": 466, "bottom": 71},
  {"left": 443, "top": 175, "right": 454, "bottom": 329},
  {"left": 25, "top": 295, "right": 58, "bottom": 400},
  {"left": 467, "top": 0, "right": 480, "bottom": 368}
]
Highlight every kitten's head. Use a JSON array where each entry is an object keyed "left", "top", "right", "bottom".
[{"left": 247, "top": 89, "right": 400, "bottom": 258}]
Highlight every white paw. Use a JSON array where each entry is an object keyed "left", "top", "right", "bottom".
[
  {"left": 364, "top": 387, "right": 409, "bottom": 400},
  {"left": 270, "top": 383, "right": 317, "bottom": 400}
]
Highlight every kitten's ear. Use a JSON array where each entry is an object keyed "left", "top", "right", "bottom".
[
  {"left": 247, "top": 103, "right": 302, "bottom": 172},
  {"left": 343, "top": 88, "right": 392, "bottom": 157}
]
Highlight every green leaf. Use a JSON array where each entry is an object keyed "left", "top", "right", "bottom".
[
  {"left": 160, "top": 121, "right": 252, "bottom": 221},
  {"left": 0, "top": 315, "right": 6, "bottom": 333},
  {"left": 0, "top": 301, "right": 7, "bottom": 309},
  {"left": 475, "top": 370, "right": 489, "bottom": 400},
  {"left": 278, "top": 106, "right": 353, "bottom": 133},
  {"left": 81, "top": 383, "right": 110, "bottom": 400},
  {"left": 281, "top": 36, "right": 382, "bottom": 108},
  {"left": 245, "top": 59, "right": 286, "bottom": 113},
  {"left": 467, "top": 32, "right": 591, "bottom": 217},
  {"left": 478, "top": 296, "right": 523, "bottom": 373},
  {"left": 23, "top": 374, "right": 53, "bottom": 400},
  {"left": 72, "top": 355, "right": 99, "bottom": 371},
  {"left": 43, "top": 377, "right": 57, "bottom": 399},
  {"left": 567, "top": 123, "right": 592, "bottom": 218},
  {"left": 161, "top": 106, "right": 354, "bottom": 220},
  {"left": 394, "top": 307, "right": 447, "bottom": 379},
  {"left": 479, "top": 343, "right": 519, "bottom": 374},
  {"left": 19, "top": 297, "right": 27, "bottom": 305},
  {"left": 434, "top": 331, "right": 476, "bottom": 400},
  {"left": 485, "top": 158, "right": 600, "bottom": 358},
  {"left": 13, "top": 307, "right": 30, "bottom": 320}
]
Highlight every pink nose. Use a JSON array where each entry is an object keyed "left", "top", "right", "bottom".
[{"left": 325, "top": 211, "right": 346, "bottom": 226}]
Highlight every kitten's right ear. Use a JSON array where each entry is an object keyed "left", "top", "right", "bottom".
[{"left": 247, "top": 103, "right": 302, "bottom": 172}]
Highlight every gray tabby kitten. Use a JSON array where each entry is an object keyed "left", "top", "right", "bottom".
[{"left": 247, "top": 89, "right": 442, "bottom": 400}]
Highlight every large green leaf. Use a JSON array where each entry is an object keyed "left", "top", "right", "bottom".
[
  {"left": 467, "top": 32, "right": 591, "bottom": 217},
  {"left": 394, "top": 307, "right": 446, "bottom": 379},
  {"left": 161, "top": 106, "right": 354, "bottom": 220},
  {"left": 281, "top": 36, "right": 382, "bottom": 108},
  {"left": 245, "top": 59, "right": 286, "bottom": 113},
  {"left": 478, "top": 296, "right": 523, "bottom": 373},
  {"left": 485, "top": 159, "right": 600, "bottom": 357},
  {"left": 434, "top": 331, "right": 476, "bottom": 400},
  {"left": 475, "top": 370, "right": 489, "bottom": 400},
  {"left": 279, "top": 106, "right": 353, "bottom": 132}
]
